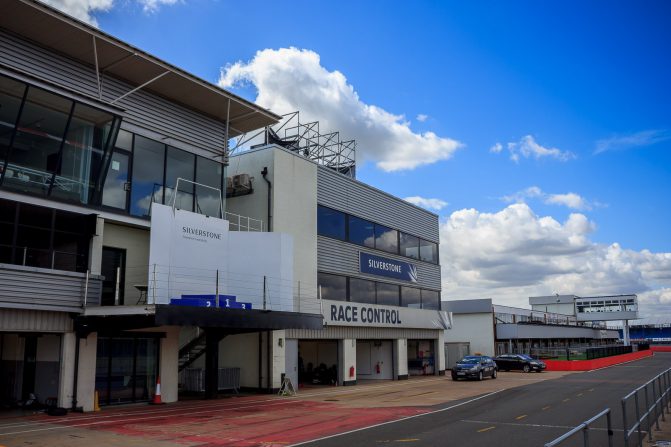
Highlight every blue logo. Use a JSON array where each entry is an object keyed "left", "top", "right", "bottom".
[{"left": 360, "top": 252, "right": 418, "bottom": 283}]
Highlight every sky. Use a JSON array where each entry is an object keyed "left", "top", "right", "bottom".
[{"left": 44, "top": 0, "right": 671, "bottom": 322}]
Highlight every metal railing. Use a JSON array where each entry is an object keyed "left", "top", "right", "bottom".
[
  {"left": 544, "top": 408, "right": 614, "bottom": 447},
  {"left": 622, "top": 366, "right": 671, "bottom": 446},
  {"left": 179, "top": 367, "right": 240, "bottom": 393}
]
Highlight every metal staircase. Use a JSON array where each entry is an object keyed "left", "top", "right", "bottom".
[{"left": 178, "top": 333, "right": 207, "bottom": 371}]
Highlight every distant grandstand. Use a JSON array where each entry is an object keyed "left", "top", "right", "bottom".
[{"left": 619, "top": 323, "right": 671, "bottom": 343}]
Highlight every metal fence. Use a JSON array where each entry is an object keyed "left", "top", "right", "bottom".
[
  {"left": 530, "top": 344, "right": 632, "bottom": 361},
  {"left": 621, "top": 367, "right": 671, "bottom": 446},
  {"left": 544, "top": 366, "right": 671, "bottom": 446},
  {"left": 179, "top": 367, "right": 241, "bottom": 393}
]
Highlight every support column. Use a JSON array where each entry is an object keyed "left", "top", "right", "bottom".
[
  {"left": 205, "top": 330, "right": 225, "bottom": 399},
  {"left": 393, "top": 339, "right": 408, "bottom": 380},
  {"left": 623, "top": 320, "right": 631, "bottom": 347},
  {"left": 270, "top": 330, "right": 286, "bottom": 392},
  {"left": 76, "top": 333, "right": 98, "bottom": 412},
  {"left": 159, "top": 327, "right": 179, "bottom": 403},
  {"left": 58, "top": 332, "right": 76, "bottom": 409},
  {"left": 339, "top": 339, "right": 356, "bottom": 386},
  {"left": 436, "top": 330, "right": 446, "bottom": 375}
]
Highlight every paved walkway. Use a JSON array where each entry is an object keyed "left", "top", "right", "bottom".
[{"left": 0, "top": 371, "right": 569, "bottom": 447}]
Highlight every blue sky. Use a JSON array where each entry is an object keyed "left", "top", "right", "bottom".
[{"left": 52, "top": 0, "right": 671, "bottom": 317}]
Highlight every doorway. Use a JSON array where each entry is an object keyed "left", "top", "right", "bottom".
[{"left": 101, "top": 247, "right": 126, "bottom": 306}]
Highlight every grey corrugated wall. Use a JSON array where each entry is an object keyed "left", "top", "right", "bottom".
[
  {"left": 317, "top": 167, "right": 440, "bottom": 243},
  {"left": 285, "top": 326, "right": 442, "bottom": 340},
  {"left": 0, "top": 264, "right": 102, "bottom": 313},
  {"left": 0, "top": 308, "right": 73, "bottom": 332},
  {"left": 318, "top": 237, "right": 441, "bottom": 290},
  {"left": 0, "top": 31, "right": 227, "bottom": 154}
]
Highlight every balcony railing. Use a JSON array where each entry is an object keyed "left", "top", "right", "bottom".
[{"left": 0, "top": 263, "right": 102, "bottom": 313}]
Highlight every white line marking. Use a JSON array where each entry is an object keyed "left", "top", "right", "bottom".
[
  {"left": 461, "top": 419, "right": 627, "bottom": 432},
  {"left": 287, "top": 389, "right": 507, "bottom": 447}
]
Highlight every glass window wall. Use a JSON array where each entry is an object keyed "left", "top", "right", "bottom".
[
  {"left": 317, "top": 205, "right": 346, "bottom": 240},
  {"left": 349, "top": 277, "right": 376, "bottom": 304},
  {"left": 376, "top": 282, "right": 400, "bottom": 306},
  {"left": 374, "top": 224, "right": 398, "bottom": 254},
  {"left": 317, "top": 272, "right": 347, "bottom": 301},
  {"left": 0, "top": 77, "right": 26, "bottom": 171},
  {"left": 130, "top": 135, "right": 165, "bottom": 217},
  {"left": 400, "top": 232, "right": 419, "bottom": 259},
  {"left": 195, "top": 156, "right": 223, "bottom": 218},
  {"left": 401, "top": 286, "right": 422, "bottom": 309},
  {"left": 419, "top": 239, "right": 438, "bottom": 264},
  {"left": 421, "top": 289, "right": 440, "bottom": 310},
  {"left": 348, "top": 215, "right": 375, "bottom": 248},
  {"left": 102, "top": 149, "right": 130, "bottom": 210},
  {"left": 165, "top": 146, "right": 194, "bottom": 211}
]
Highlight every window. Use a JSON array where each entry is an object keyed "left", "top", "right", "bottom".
[
  {"left": 422, "top": 289, "right": 440, "bottom": 310},
  {"left": 374, "top": 224, "right": 398, "bottom": 254},
  {"left": 50, "top": 103, "right": 115, "bottom": 205},
  {"left": 317, "top": 205, "right": 346, "bottom": 240},
  {"left": 165, "top": 146, "right": 194, "bottom": 211},
  {"left": 348, "top": 215, "right": 375, "bottom": 248},
  {"left": 317, "top": 272, "right": 347, "bottom": 301},
  {"left": 399, "top": 232, "right": 419, "bottom": 259},
  {"left": 0, "top": 76, "right": 26, "bottom": 172},
  {"left": 376, "top": 282, "right": 400, "bottom": 306},
  {"left": 349, "top": 277, "right": 376, "bottom": 304},
  {"left": 419, "top": 239, "right": 438, "bottom": 264},
  {"left": 195, "top": 156, "right": 224, "bottom": 218},
  {"left": 130, "top": 136, "right": 165, "bottom": 217},
  {"left": 5, "top": 87, "right": 72, "bottom": 196},
  {"left": 102, "top": 149, "right": 130, "bottom": 210},
  {"left": 401, "top": 286, "right": 421, "bottom": 309}
]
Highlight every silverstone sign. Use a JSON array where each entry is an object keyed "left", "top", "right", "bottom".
[
  {"left": 322, "top": 300, "right": 451, "bottom": 329},
  {"left": 360, "top": 252, "right": 418, "bottom": 283}
]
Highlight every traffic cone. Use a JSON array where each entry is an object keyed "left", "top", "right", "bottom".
[{"left": 150, "top": 376, "right": 165, "bottom": 405}]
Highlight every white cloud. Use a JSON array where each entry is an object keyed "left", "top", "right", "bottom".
[
  {"left": 492, "top": 135, "right": 576, "bottom": 163},
  {"left": 219, "top": 48, "right": 463, "bottom": 172},
  {"left": 404, "top": 196, "right": 448, "bottom": 211},
  {"left": 38, "top": 0, "right": 179, "bottom": 26},
  {"left": 39, "top": 0, "right": 114, "bottom": 25},
  {"left": 416, "top": 114, "right": 429, "bottom": 123},
  {"left": 440, "top": 203, "right": 671, "bottom": 320},
  {"left": 502, "top": 186, "right": 595, "bottom": 211},
  {"left": 595, "top": 129, "right": 670, "bottom": 154}
]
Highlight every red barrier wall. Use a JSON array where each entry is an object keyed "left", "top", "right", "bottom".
[
  {"left": 651, "top": 346, "right": 671, "bottom": 352},
  {"left": 544, "top": 350, "right": 653, "bottom": 371}
]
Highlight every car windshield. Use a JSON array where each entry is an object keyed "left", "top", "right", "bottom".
[
  {"left": 459, "top": 357, "right": 481, "bottom": 364},
  {"left": 518, "top": 354, "right": 534, "bottom": 360}
]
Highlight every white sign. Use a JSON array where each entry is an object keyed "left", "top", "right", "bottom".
[{"left": 322, "top": 299, "right": 451, "bottom": 330}]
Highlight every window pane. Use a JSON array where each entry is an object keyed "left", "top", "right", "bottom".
[
  {"left": 102, "top": 150, "right": 129, "bottom": 210},
  {"left": 53, "top": 231, "right": 88, "bottom": 272},
  {"left": 349, "top": 277, "right": 375, "bottom": 304},
  {"left": 317, "top": 206, "right": 345, "bottom": 240},
  {"left": 130, "top": 136, "right": 164, "bottom": 217},
  {"left": 422, "top": 289, "right": 440, "bottom": 310},
  {"left": 419, "top": 239, "right": 438, "bottom": 263},
  {"left": 348, "top": 215, "right": 374, "bottom": 248},
  {"left": 50, "top": 103, "right": 114, "bottom": 204},
  {"left": 374, "top": 224, "right": 398, "bottom": 254},
  {"left": 195, "top": 156, "right": 223, "bottom": 218},
  {"left": 401, "top": 286, "right": 421, "bottom": 309},
  {"left": 114, "top": 129, "right": 132, "bottom": 151},
  {"left": 399, "top": 233, "right": 419, "bottom": 259},
  {"left": 317, "top": 272, "right": 347, "bottom": 301},
  {"left": 376, "top": 282, "right": 399, "bottom": 306},
  {"left": 0, "top": 76, "right": 26, "bottom": 173},
  {"left": 5, "top": 87, "right": 72, "bottom": 196},
  {"left": 165, "top": 146, "right": 194, "bottom": 211}
]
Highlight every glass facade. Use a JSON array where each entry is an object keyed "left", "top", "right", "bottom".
[
  {"left": 130, "top": 135, "right": 165, "bottom": 217},
  {"left": 165, "top": 145, "right": 195, "bottom": 211},
  {"left": 0, "top": 75, "right": 120, "bottom": 205},
  {"left": 317, "top": 205, "right": 439, "bottom": 265},
  {"left": 195, "top": 156, "right": 224, "bottom": 218},
  {"left": 319, "top": 270, "right": 440, "bottom": 309}
]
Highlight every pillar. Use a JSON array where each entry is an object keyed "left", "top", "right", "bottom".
[
  {"left": 76, "top": 333, "right": 98, "bottom": 412},
  {"left": 623, "top": 320, "right": 630, "bottom": 347},
  {"left": 159, "top": 327, "right": 179, "bottom": 403},
  {"left": 57, "top": 332, "right": 76, "bottom": 409},
  {"left": 436, "top": 330, "right": 446, "bottom": 375},
  {"left": 393, "top": 338, "right": 408, "bottom": 380}
]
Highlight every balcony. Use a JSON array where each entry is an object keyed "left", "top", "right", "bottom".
[{"left": 0, "top": 263, "right": 102, "bottom": 313}]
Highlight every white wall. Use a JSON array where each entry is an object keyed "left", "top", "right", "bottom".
[
  {"left": 219, "top": 333, "right": 261, "bottom": 388},
  {"left": 356, "top": 341, "right": 393, "bottom": 380},
  {"left": 393, "top": 339, "right": 408, "bottom": 378},
  {"left": 445, "top": 313, "right": 495, "bottom": 357},
  {"left": 102, "top": 222, "right": 150, "bottom": 304},
  {"left": 339, "top": 338, "right": 356, "bottom": 384}
]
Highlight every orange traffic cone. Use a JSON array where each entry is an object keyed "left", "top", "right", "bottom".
[{"left": 150, "top": 376, "right": 165, "bottom": 405}]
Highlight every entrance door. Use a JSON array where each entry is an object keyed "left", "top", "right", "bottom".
[
  {"left": 101, "top": 247, "right": 126, "bottom": 306},
  {"left": 21, "top": 336, "right": 37, "bottom": 401}
]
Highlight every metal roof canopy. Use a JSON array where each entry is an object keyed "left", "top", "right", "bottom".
[{"left": 0, "top": 0, "right": 281, "bottom": 138}]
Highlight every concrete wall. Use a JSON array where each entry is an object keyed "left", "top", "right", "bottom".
[
  {"left": 339, "top": 338, "right": 356, "bottom": 385},
  {"left": 356, "top": 340, "right": 393, "bottom": 380},
  {"left": 102, "top": 222, "right": 150, "bottom": 305},
  {"left": 219, "top": 333, "right": 261, "bottom": 389},
  {"left": 446, "top": 313, "right": 495, "bottom": 357},
  {"left": 394, "top": 339, "right": 408, "bottom": 379}
]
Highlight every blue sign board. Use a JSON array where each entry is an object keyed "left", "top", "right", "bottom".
[{"left": 359, "top": 252, "right": 418, "bottom": 283}]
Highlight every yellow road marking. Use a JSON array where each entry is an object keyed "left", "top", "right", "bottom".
[
  {"left": 542, "top": 406, "right": 551, "bottom": 411},
  {"left": 396, "top": 440, "right": 420, "bottom": 443},
  {"left": 563, "top": 398, "right": 570, "bottom": 402},
  {"left": 516, "top": 414, "right": 527, "bottom": 420},
  {"left": 478, "top": 426, "right": 496, "bottom": 433}
]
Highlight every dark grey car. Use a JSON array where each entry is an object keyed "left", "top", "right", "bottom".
[{"left": 451, "top": 355, "right": 498, "bottom": 381}]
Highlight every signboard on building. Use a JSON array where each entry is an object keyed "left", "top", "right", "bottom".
[
  {"left": 322, "top": 299, "right": 451, "bottom": 329},
  {"left": 359, "top": 252, "right": 417, "bottom": 283}
]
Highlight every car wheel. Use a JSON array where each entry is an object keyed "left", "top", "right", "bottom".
[
  {"left": 536, "top": 370, "right": 542, "bottom": 373},
  {"left": 451, "top": 373, "right": 458, "bottom": 381},
  {"left": 523, "top": 364, "right": 531, "bottom": 373},
  {"left": 492, "top": 369, "right": 497, "bottom": 379},
  {"left": 478, "top": 371, "right": 483, "bottom": 381}
]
